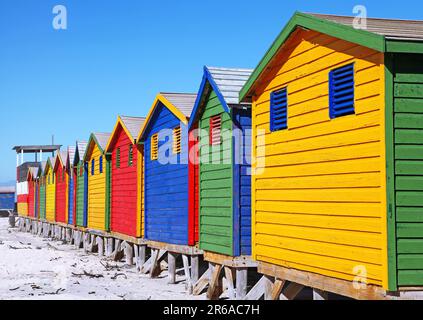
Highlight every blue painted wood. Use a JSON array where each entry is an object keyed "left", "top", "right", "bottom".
[
  {"left": 233, "top": 107, "right": 252, "bottom": 256},
  {"left": 143, "top": 102, "right": 190, "bottom": 245},
  {"left": 83, "top": 162, "right": 88, "bottom": 227},
  {"left": 0, "top": 193, "right": 15, "bottom": 210},
  {"left": 68, "top": 176, "right": 74, "bottom": 225},
  {"left": 329, "top": 63, "right": 355, "bottom": 119}
]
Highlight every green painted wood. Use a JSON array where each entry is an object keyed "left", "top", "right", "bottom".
[
  {"left": 398, "top": 271, "right": 423, "bottom": 286},
  {"left": 395, "top": 114, "right": 423, "bottom": 129},
  {"left": 387, "top": 40, "right": 423, "bottom": 54},
  {"left": 395, "top": 83, "right": 423, "bottom": 98},
  {"left": 385, "top": 53, "right": 397, "bottom": 291},
  {"left": 39, "top": 185, "right": 46, "bottom": 220},
  {"left": 395, "top": 145, "right": 423, "bottom": 160},
  {"left": 398, "top": 239, "right": 423, "bottom": 253},
  {"left": 396, "top": 176, "right": 423, "bottom": 191},
  {"left": 396, "top": 192, "right": 423, "bottom": 206},
  {"left": 394, "top": 99, "right": 423, "bottom": 113},
  {"left": 395, "top": 130, "right": 423, "bottom": 144},
  {"left": 398, "top": 255, "right": 423, "bottom": 269},
  {"left": 397, "top": 207, "right": 423, "bottom": 222},
  {"left": 198, "top": 89, "right": 234, "bottom": 255},
  {"left": 395, "top": 161, "right": 423, "bottom": 175},
  {"left": 394, "top": 54, "right": 423, "bottom": 287},
  {"left": 397, "top": 223, "right": 423, "bottom": 239},
  {"left": 75, "top": 162, "right": 85, "bottom": 227}
]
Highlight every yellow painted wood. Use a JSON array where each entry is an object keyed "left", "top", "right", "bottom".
[
  {"left": 17, "top": 203, "right": 28, "bottom": 216},
  {"left": 87, "top": 143, "right": 107, "bottom": 231},
  {"left": 45, "top": 165, "right": 56, "bottom": 222},
  {"left": 251, "top": 30, "right": 387, "bottom": 288}
]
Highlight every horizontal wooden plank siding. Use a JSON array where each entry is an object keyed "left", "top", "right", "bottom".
[
  {"left": 39, "top": 182, "right": 46, "bottom": 220},
  {"left": 87, "top": 144, "right": 108, "bottom": 231},
  {"left": 251, "top": 30, "right": 387, "bottom": 287},
  {"left": 110, "top": 126, "right": 139, "bottom": 238},
  {"left": 393, "top": 53, "right": 423, "bottom": 287},
  {"left": 45, "top": 166, "right": 56, "bottom": 222},
  {"left": 55, "top": 164, "right": 67, "bottom": 224},
  {"left": 144, "top": 104, "right": 189, "bottom": 245},
  {"left": 75, "top": 162, "right": 87, "bottom": 227},
  {"left": 199, "top": 91, "right": 233, "bottom": 256}
]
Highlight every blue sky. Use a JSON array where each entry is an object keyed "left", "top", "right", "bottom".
[{"left": 0, "top": 0, "right": 422, "bottom": 183}]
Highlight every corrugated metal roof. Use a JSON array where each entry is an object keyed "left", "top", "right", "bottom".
[
  {"left": 41, "top": 161, "right": 47, "bottom": 173},
  {"left": 28, "top": 167, "right": 39, "bottom": 178},
  {"left": 93, "top": 133, "right": 111, "bottom": 151},
  {"left": 76, "top": 141, "right": 87, "bottom": 159},
  {"left": 309, "top": 13, "right": 423, "bottom": 41},
  {"left": 161, "top": 93, "right": 197, "bottom": 118},
  {"left": 120, "top": 116, "right": 146, "bottom": 141},
  {"left": 67, "top": 146, "right": 76, "bottom": 164},
  {"left": 58, "top": 150, "right": 67, "bottom": 166},
  {"left": 207, "top": 67, "right": 254, "bottom": 104},
  {"left": 0, "top": 186, "right": 15, "bottom": 193}
]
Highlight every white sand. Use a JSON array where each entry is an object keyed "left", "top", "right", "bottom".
[{"left": 0, "top": 218, "right": 206, "bottom": 300}]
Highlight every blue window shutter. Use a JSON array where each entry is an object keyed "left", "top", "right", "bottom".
[
  {"left": 329, "top": 63, "right": 355, "bottom": 119},
  {"left": 99, "top": 156, "right": 103, "bottom": 173},
  {"left": 91, "top": 159, "right": 95, "bottom": 176},
  {"left": 270, "top": 87, "right": 288, "bottom": 132}
]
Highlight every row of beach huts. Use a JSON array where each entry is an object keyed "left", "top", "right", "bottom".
[{"left": 15, "top": 12, "right": 423, "bottom": 300}]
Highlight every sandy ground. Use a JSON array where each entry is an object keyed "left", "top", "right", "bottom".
[{"left": 0, "top": 218, "right": 206, "bottom": 300}]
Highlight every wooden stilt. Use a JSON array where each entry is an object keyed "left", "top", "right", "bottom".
[
  {"left": 191, "top": 255, "right": 199, "bottom": 283},
  {"left": 224, "top": 267, "right": 236, "bottom": 300},
  {"left": 236, "top": 268, "right": 248, "bottom": 300},
  {"left": 106, "top": 238, "right": 114, "bottom": 257},
  {"left": 168, "top": 252, "right": 177, "bottom": 284},
  {"left": 150, "top": 249, "right": 166, "bottom": 278},
  {"left": 124, "top": 242, "right": 134, "bottom": 265},
  {"left": 182, "top": 255, "right": 193, "bottom": 294},
  {"left": 193, "top": 266, "right": 211, "bottom": 296},
  {"left": 112, "top": 239, "right": 123, "bottom": 261},
  {"left": 207, "top": 264, "right": 223, "bottom": 300},
  {"left": 96, "top": 236, "right": 104, "bottom": 257}
]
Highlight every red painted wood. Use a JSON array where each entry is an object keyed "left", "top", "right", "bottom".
[
  {"left": 55, "top": 165, "right": 67, "bottom": 223},
  {"left": 28, "top": 180, "right": 35, "bottom": 217},
  {"left": 17, "top": 194, "right": 28, "bottom": 203},
  {"left": 188, "top": 125, "right": 200, "bottom": 245},
  {"left": 110, "top": 126, "right": 138, "bottom": 237}
]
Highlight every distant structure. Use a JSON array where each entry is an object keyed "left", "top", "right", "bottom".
[{"left": 12, "top": 145, "right": 61, "bottom": 215}]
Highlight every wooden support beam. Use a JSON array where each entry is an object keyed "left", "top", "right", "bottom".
[
  {"left": 236, "top": 268, "right": 248, "bottom": 300},
  {"left": 149, "top": 249, "right": 167, "bottom": 278},
  {"left": 313, "top": 288, "right": 329, "bottom": 300},
  {"left": 191, "top": 256, "right": 200, "bottom": 282},
  {"left": 207, "top": 264, "right": 223, "bottom": 300},
  {"left": 182, "top": 255, "right": 193, "bottom": 294},
  {"left": 280, "top": 283, "right": 304, "bottom": 300},
  {"left": 168, "top": 252, "right": 177, "bottom": 284},
  {"left": 193, "top": 267, "right": 211, "bottom": 296},
  {"left": 124, "top": 242, "right": 134, "bottom": 265},
  {"left": 105, "top": 238, "right": 114, "bottom": 257},
  {"left": 269, "top": 279, "right": 286, "bottom": 300},
  {"left": 96, "top": 236, "right": 104, "bottom": 257},
  {"left": 224, "top": 267, "right": 236, "bottom": 300},
  {"left": 258, "top": 261, "right": 388, "bottom": 300},
  {"left": 243, "top": 275, "right": 273, "bottom": 300},
  {"left": 112, "top": 239, "right": 124, "bottom": 262}
]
